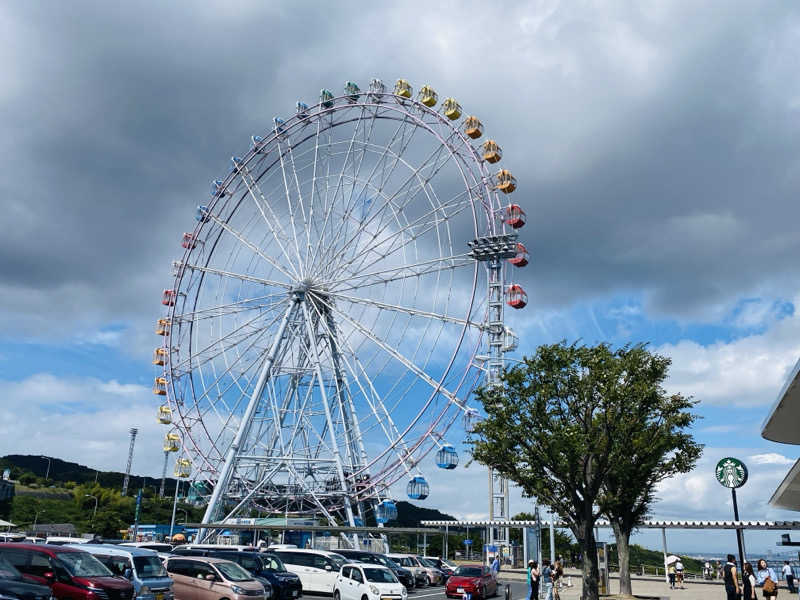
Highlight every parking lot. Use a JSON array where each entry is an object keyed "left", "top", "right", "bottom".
[{"left": 306, "top": 580, "right": 531, "bottom": 600}]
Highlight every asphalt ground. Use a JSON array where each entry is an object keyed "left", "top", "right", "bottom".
[{"left": 306, "top": 580, "right": 531, "bottom": 600}]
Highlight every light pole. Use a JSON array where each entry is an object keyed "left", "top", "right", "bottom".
[
  {"left": 178, "top": 509, "right": 188, "bottom": 525},
  {"left": 40, "top": 456, "right": 51, "bottom": 481},
  {"left": 85, "top": 494, "right": 98, "bottom": 530},
  {"left": 32, "top": 510, "right": 45, "bottom": 534}
]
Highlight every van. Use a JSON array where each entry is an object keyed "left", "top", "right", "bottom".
[
  {"left": 386, "top": 555, "right": 430, "bottom": 586},
  {"left": 120, "top": 543, "right": 174, "bottom": 553},
  {"left": 45, "top": 538, "right": 88, "bottom": 546},
  {"left": 271, "top": 549, "right": 349, "bottom": 594},
  {"left": 72, "top": 544, "right": 174, "bottom": 600},
  {"left": 173, "top": 544, "right": 257, "bottom": 553},
  {"left": 0, "top": 543, "right": 134, "bottom": 600},
  {"left": 164, "top": 556, "right": 267, "bottom": 600}
]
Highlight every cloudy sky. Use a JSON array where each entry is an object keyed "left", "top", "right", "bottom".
[{"left": 3, "top": 1, "right": 800, "bottom": 554}]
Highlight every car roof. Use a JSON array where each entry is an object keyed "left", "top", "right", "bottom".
[
  {"left": 0, "top": 543, "right": 84, "bottom": 553},
  {"left": 276, "top": 548, "right": 341, "bottom": 556},
  {"left": 349, "top": 563, "right": 389, "bottom": 569},
  {"left": 72, "top": 544, "right": 158, "bottom": 557},
  {"left": 167, "top": 556, "right": 235, "bottom": 564},
  {"left": 457, "top": 564, "right": 484, "bottom": 569}
]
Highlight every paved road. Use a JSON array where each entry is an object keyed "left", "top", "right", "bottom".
[{"left": 307, "top": 581, "right": 531, "bottom": 600}]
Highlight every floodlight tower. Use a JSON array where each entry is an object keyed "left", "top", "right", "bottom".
[
  {"left": 122, "top": 427, "right": 138, "bottom": 496},
  {"left": 159, "top": 449, "right": 169, "bottom": 498}
]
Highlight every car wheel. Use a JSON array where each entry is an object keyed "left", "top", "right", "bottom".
[
  {"left": 334, "top": 592, "right": 340, "bottom": 600},
  {"left": 424, "top": 576, "right": 430, "bottom": 586},
  {"left": 361, "top": 595, "right": 369, "bottom": 600}
]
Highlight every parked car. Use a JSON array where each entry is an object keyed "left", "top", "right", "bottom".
[
  {"left": 333, "top": 550, "right": 414, "bottom": 590},
  {"left": 385, "top": 555, "right": 429, "bottom": 587},
  {"left": 164, "top": 556, "right": 267, "bottom": 600},
  {"left": 0, "top": 543, "right": 135, "bottom": 600},
  {"left": 71, "top": 544, "right": 174, "bottom": 600},
  {"left": 421, "top": 557, "right": 454, "bottom": 582},
  {"left": 271, "top": 549, "right": 349, "bottom": 594},
  {"left": 120, "top": 543, "right": 174, "bottom": 554},
  {"left": 444, "top": 565, "right": 497, "bottom": 599},
  {"left": 172, "top": 544, "right": 257, "bottom": 553},
  {"left": 0, "top": 554, "right": 52, "bottom": 600},
  {"left": 413, "top": 558, "right": 445, "bottom": 585},
  {"left": 333, "top": 564, "right": 406, "bottom": 600},
  {"left": 171, "top": 548, "right": 301, "bottom": 600},
  {"left": 44, "top": 538, "right": 88, "bottom": 546}
]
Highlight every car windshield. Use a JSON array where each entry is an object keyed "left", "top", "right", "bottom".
[
  {"left": 226, "top": 555, "right": 261, "bottom": 573},
  {"left": 261, "top": 555, "right": 286, "bottom": 572},
  {"left": 58, "top": 552, "right": 114, "bottom": 577},
  {"left": 216, "top": 562, "right": 254, "bottom": 582},
  {"left": 418, "top": 558, "right": 436, "bottom": 568},
  {"left": 455, "top": 567, "right": 482, "bottom": 577},
  {"left": 0, "top": 555, "right": 22, "bottom": 580},
  {"left": 381, "top": 557, "right": 400, "bottom": 569},
  {"left": 133, "top": 556, "right": 168, "bottom": 578},
  {"left": 329, "top": 554, "right": 348, "bottom": 569},
  {"left": 364, "top": 568, "right": 398, "bottom": 583}
]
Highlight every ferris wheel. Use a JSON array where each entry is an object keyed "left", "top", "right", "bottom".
[{"left": 152, "top": 78, "right": 528, "bottom": 538}]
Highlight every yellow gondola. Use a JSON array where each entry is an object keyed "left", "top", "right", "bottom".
[
  {"left": 157, "top": 405, "right": 172, "bottom": 425},
  {"left": 482, "top": 140, "right": 502, "bottom": 163},
  {"left": 394, "top": 79, "right": 412, "bottom": 98},
  {"left": 153, "top": 376, "right": 167, "bottom": 396},
  {"left": 464, "top": 116, "right": 483, "bottom": 139},
  {"left": 442, "top": 98, "right": 461, "bottom": 120},
  {"left": 496, "top": 169, "right": 517, "bottom": 194},
  {"left": 152, "top": 347, "right": 168, "bottom": 366},
  {"left": 156, "top": 318, "right": 171, "bottom": 336},
  {"left": 164, "top": 433, "right": 180, "bottom": 452},
  {"left": 418, "top": 85, "right": 438, "bottom": 107},
  {"left": 174, "top": 458, "right": 192, "bottom": 478}
]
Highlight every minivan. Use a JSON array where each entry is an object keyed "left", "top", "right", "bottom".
[
  {"left": 164, "top": 556, "right": 267, "bottom": 600},
  {"left": 72, "top": 544, "right": 174, "bottom": 600},
  {"left": 272, "top": 550, "right": 349, "bottom": 594},
  {"left": 0, "top": 553, "right": 52, "bottom": 600},
  {"left": 0, "top": 543, "right": 135, "bottom": 600},
  {"left": 333, "top": 550, "right": 414, "bottom": 590}
]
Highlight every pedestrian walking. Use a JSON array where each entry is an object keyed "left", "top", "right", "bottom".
[
  {"left": 781, "top": 561, "right": 795, "bottom": 593},
  {"left": 527, "top": 560, "right": 539, "bottom": 600},
  {"left": 756, "top": 559, "right": 778, "bottom": 599},
  {"left": 541, "top": 559, "right": 553, "bottom": 600},
  {"left": 490, "top": 555, "right": 500, "bottom": 579},
  {"left": 676, "top": 559, "right": 685, "bottom": 589},
  {"left": 743, "top": 562, "right": 757, "bottom": 600},
  {"left": 723, "top": 554, "right": 740, "bottom": 600},
  {"left": 668, "top": 563, "right": 676, "bottom": 589},
  {"left": 552, "top": 561, "right": 562, "bottom": 600}
]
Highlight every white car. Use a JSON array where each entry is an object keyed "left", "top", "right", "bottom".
[
  {"left": 334, "top": 564, "right": 407, "bottom": 600},
  {"left": 273, "top": 549, "right": 349, "bottom": 594}
]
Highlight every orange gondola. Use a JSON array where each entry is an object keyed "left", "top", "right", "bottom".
[
  {"left": 503, "top": 204, "right": 526, "bottom": 228},
  {"left": 153, "top": 347, "right": 168, "bottom": 366},
  {"left": 464, "top": 116, "right": 483, "bottom": 139},
  {"left": 506, "top": 284, "right": 528, "bottom": 309},
  {"left": 482, "top": 140, "right": 502, "bottom": 163},
  {"left": 153, "top": 376, "right": 167, "bottom": 396},
  {"left": 508, "top": 243, "right": 529, "bottom": 267},
  {"left": 156, "top": 318, "right": 171, "bottom": 336},
  {"left": 496, "top": 170, "right": 517, "bottom": 194}
]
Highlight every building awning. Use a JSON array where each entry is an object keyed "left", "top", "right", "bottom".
[
  {"left": 769, "top": 458, "right": 800, "bottom": 510},
  {"left": 420, "top": 519, "right": 800, "bottom": 530},
  {"left": 762, "top": 357, "right": 800, "bottom": 444}
]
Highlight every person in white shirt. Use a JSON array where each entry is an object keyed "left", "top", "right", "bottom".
[
  {"left": 675, "top": 560, "right": 685, "bottom": 589},
  {"left": 782, "top": 561, "right": 795, "bottom": 593}
]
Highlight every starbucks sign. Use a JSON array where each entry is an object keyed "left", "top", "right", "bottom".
[{"left": 715, "top": 457, "right": 748, "bottom": 489}]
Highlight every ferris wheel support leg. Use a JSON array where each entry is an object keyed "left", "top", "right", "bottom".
[
  {"left": 301, "top": 301, "right": 359, "bottom": 548},
  {"left": 197, "top": 294, "right": 300, "bottom": 542}
]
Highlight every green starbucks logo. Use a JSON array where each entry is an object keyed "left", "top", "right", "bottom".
[{"left": 715, "top": 457, "right": 748, "bottom": 489}]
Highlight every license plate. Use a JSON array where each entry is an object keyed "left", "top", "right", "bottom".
[
  {"left": 457, "top": 588, "right": 464, "bottom": 593},
  {"left": 156, "top": 594, "right": 164, "bottom": 600},
  {"left": 292, "top": 593, "right": 298, "bottom": 598}
]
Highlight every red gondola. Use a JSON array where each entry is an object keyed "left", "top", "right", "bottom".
[
  {"left": 508, "top": 242, "right": 529, "bottom": 267},
  {"left": 506, "top": 284, "right": 528, "bottom": 309},
  {"left": 182, "top": 233, "right": 197, "bottom": 249},
  {"left": 162, "top": 289, "right": 177, "bottom": 306},
  {"left": 503, "top": 204, "right": 526, "bottom": 228}
]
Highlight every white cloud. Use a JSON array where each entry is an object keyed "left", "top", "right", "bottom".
[{"left": 749, "top": 453, "right": 795, "bottom": 466}]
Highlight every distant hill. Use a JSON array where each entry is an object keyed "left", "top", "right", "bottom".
[
  {"left": 0, "top": 454, "right": 178, "bottom": 492},
  {"left": 394, "top": 500, "right": 457, "bottom": 527}
]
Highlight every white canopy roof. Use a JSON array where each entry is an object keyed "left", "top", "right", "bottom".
[
  {"left": 762, "top": 356, "right": 800, "bottom": 444},
  {"left": 420, "top": 519, "right": 800, "bottom": 530}
]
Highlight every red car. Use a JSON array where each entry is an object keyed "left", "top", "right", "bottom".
[
  {"left": 444, "top": 565, "right": 497, "bottom": 599},
  {"left": 0, "top": 543, "right": 134, "bottom": 600}
]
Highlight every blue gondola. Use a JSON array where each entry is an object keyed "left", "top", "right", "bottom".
[
  {"left": 406, "top": 476, "right": 429, "bottom": 500},
  {"left": 354, "top": 517, "right": 364, "bottom": 527},
  {"left": 251, "top": 135, "right": 267, "bottom": 154},
  {"left": 436, "top": 444, "right": 458, "bottom": 470},
  {"left": 320, "top": 89, "right": 334, "bottom": 108},
  {"left": 344, "top": 81, "right": 360, "bottom": 102},
  {"left": 231, "top": 156, "right": 243, "bottom": 170},
  {"left": 296, "top": 101, "right": 309, "bottom": 117},
  {"left": 210, "top": 179, "right": 226, "bottom": 197},
  {"left": 273, "top": 117, "right": 285, "bottom": 133},
  {"left": 196, "top": 205, "right": 210, "bottom": 223},
  {"left": 376, "top": 500, "right": 397, "bottom": 524}
]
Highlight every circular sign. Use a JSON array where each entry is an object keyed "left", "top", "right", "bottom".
[{"left": 715, "top": 457, "right": 748, "bottom": 488}]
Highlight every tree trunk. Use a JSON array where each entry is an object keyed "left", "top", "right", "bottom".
[
  {"left": 612, "top": 521, "right": 632, "bottom": 596},
  {"left": 577, "top": 521, "right": 599, "bottom": 600}
]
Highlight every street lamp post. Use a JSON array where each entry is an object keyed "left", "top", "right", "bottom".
[
  {"left": 32, "top": 510, "right": 45, "bottom": 534},
  {"left": 85, "top": 494, "right": 99, "bottom": 530},
  {"left": 40, "top": 456, "right": 51, "bottom": 481}
]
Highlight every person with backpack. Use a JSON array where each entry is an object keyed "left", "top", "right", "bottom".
[
  {"left": 724, "top": 555, "right": 740, "bottom": 600},
  {"left": 757, "top": 559, "right": 778, "bottom": 599},
  {"left": 541, "top": 559, "right": 553, "bottom": 600},
  {"left": 527, "top": 561, "right": 539, "bottom": 600}
]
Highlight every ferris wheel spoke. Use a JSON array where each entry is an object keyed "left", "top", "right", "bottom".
[
  {"left": 324, "top": 253, "right": 473, "bottom": 293},
  {"left": 174, "top": 293, "right": 287, "bottom": 323},
  {"left": 236, "top": 166, "right": 303, "bottom": 280},
  {"left": 183, "top": 263, "right": 292, "bottom": 290},
  {"left": 205, "top": 213, "right": 298, "bottom": 282},
  {"left": 324, "top": 290, "right": 484, "bottom": 330},
  {"left": 307, "top": 298, "right": 414, "bottom": 476},
  {"left": 318, "top": 295, "right": 462, "bottom": 406},
  {"left": 275, "top": 140, "right": 308, "bottom": 277}
]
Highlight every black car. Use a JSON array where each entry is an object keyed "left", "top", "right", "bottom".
[
  {"left": 171, "top": 548, "right": 299, "bottom": 600},
  {"left": 334, "top": 550, "right": 415, "bottom": 590},
  {"left": 0, "top": 554, "right": 51, "bottom": 600}
]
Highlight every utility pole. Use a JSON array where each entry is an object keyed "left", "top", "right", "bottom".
[{"left": 122, "top": 427, "right": 138, "bottom": 496}]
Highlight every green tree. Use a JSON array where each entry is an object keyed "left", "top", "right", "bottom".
[
  {"left": 469, "top": 342, "right": 665, "bottom": 600},
  {"left": 598, "top": 346, "right": 702, "bottom": 595}
]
